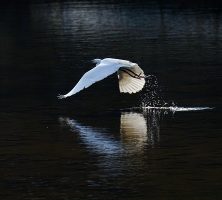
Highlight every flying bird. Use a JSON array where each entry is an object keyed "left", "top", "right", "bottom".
[{"left": 58, "top": 58, "right": 146, "bottom": 99}]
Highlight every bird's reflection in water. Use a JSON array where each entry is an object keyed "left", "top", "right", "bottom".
[
  {"left": 59, "top": 110, "right": 164, "bottom": 155},
  {"left": 59, "top": 117, "right": 122, "bottom": 155},
  {"left": 120, "top": 112, "right": 148, "bottom": 152},
  {"left": 59, "top": 110, "right": 165, "bottom": 181},
  {"left": 121, "top": 110, "right": 165, "bottom": 150}
]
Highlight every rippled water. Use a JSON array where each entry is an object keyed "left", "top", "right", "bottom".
[{"left": 0, "top": 1, "right": 222, "bottom": 199}]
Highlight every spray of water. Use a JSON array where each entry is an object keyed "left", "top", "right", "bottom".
[
  {"left": 139, "top": 75, "right": 212, "bottom": 112},
  {"left": 140, "top": 75, "right": 172, "bottom": 108}
]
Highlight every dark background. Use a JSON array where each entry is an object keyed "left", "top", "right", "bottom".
[{"left": 0, "top": 1, "right": 222, "bottom": 199}]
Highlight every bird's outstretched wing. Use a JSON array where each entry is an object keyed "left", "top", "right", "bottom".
[
  {"left": 118, "top": 64, "right": 145, "bottom": 94},
  {"left": 58, "top": 62, "right": 122, "bottom": 99}
]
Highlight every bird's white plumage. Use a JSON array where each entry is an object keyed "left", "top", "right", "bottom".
[
  {"left": 118, "top": 64, "right": 145, "bottom": 94},
  {"left": 58, "top": 58, "right": 145, "bottom": 99}
]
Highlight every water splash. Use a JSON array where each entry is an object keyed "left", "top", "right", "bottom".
[
  {"left": 142, "top": 106, "right": 213, "bottom": 112},
  {"left": 140, "top": 75, "right": 169, "bottom": 108},
  {"left": 139, "top": 75, "right": 213, "bottom": 112}
]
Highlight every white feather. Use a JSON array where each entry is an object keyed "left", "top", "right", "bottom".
[
  {"left": 118, "top": 64, "right": 145, "bottom": 94},
  {"left": 58, "top": 58, "right": 145, "bottom": 99}
]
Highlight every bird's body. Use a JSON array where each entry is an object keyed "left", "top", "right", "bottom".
[{"left": 58, "top": 58, "right": 146, "bottom": 99}]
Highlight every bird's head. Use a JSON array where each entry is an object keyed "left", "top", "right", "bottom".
[{"left": 92, "top": 59, "right": 101, "bottom": 65}]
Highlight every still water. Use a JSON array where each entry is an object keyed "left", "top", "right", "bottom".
[{"left": 0, "top": 1, "right": 222, "bottom": 199}]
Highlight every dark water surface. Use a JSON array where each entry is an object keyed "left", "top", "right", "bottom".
[{"left": 1, "top": 1, "right": 222, "bottom": 199}]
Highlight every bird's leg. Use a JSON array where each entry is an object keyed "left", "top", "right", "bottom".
[
  {"left": 138, "top": 72, "right": 146, "bottom": 78},
  {"left": 120, "top": 68, "right": 146, "bottom": 79}
]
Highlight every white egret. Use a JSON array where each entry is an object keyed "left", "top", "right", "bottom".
[{"left": 58, "top": 58, "right": 146, "bottom": 99}]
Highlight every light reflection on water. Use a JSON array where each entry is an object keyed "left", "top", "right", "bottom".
[
  {"left": 59, "top": 117, "right": 122, "bottom": 155},
  {"left": 59, "top": 111, "right": 163, "bottom": 155},
  {"left": 59, "top": 111, "right": 163, "bottom": 181}
]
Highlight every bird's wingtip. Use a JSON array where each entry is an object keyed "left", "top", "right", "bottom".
[{"left": 57, "top": 94, "right": 66, "bottom": 99}]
